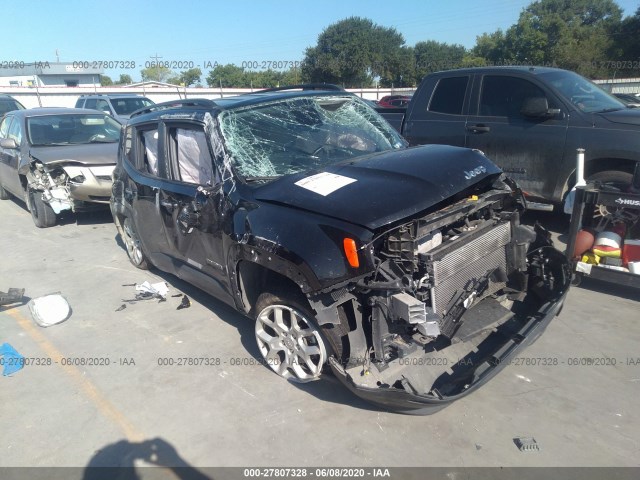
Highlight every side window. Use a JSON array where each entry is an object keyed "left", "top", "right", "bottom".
[
  {"left": 168, "top": 126, "right": 215, "bottom": 185},
  {"left": 142, "top": 130, "right": 159, "bottom": 175},
  {"left": 0, "top": 116, "right": 12, "bottom": 139},
  {"left": 84, "top": 99, "right": 97, "bottom": 110},
  {"left": 74, "top": 98, "right": 84, "bottom": 108},
  {"left": 428, "top": 76, "right": 469, "bottom": 115},
  {"left": 95, "top": 99, "right": 111, "bottom": 113},
  {"left": 134, "top": 127, "right": 160, "bottom": 176},
  {"left": 479, "top": 76, "right": 551, "bottom": 118},
  {"left": 7, "top": 118, "right": 22, "bottom": 144}
]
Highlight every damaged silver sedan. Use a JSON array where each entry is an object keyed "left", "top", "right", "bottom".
[{"left": 0, "top": 108, "right": 120, "bottom": 227}]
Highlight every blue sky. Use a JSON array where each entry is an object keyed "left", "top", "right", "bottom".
[{"left": 3, "top": 0, "right": 639, "bottom": 81}]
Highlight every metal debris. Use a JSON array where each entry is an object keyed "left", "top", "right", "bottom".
[
  {"left": 514, "top": 437, "right": 540, "bottom": 452},
  {"left": 0, "top": 288, "right": 24, "bottom": 306},
  {"left": 115, "top": 304, "right": 127, "bottom": 312}
]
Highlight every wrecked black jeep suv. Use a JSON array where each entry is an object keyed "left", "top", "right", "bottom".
[{"left": 110, "top": 87, "right": 570, "bottom": 413}]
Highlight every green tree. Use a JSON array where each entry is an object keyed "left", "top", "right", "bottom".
[
  {"left": 99, "top": 75, "right": 113, "bottom": 86},
  {"left": 413, "top": 41, "right": 466, "bottom": 82},
  {"left": 471, "top": 30, "right": 508, "bottom": 64},
  {"left": 140, "top": 65, "right": 174, "bottom": 83},
  {"left": 180, "top": 68, "right": 203, "bottom": 87},
  {"left": 301, "top": 17, "right": 409, "bottom": 87},
  {"left": 206, "top": 64, "right": 251, "bottom": 88},
  {"left": 378, "top": 46, "right": 415, "bottom": 87},
  {"left": 503, "top": 0, "right": 623, "bottom": 76},
  {"left": 614, "top": 7, "right": 640, "bottom": 73},
  {"left": 117, "top": 74, "right": 133, "bottom": 85}
]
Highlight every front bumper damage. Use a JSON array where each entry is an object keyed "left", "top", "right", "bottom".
[
  {"left": 308, "top": 182, "right": 571, "bottom": 414},
  {"left": 28, "top": 162, "right": 115, "bottom": 212},
  {"left": 329, "top": 288, "right": 567, "bottom": 414}
]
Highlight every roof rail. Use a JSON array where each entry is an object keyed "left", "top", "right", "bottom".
[
  {"left": 130, "top": 98, "right": 216, "bottom": 118},
  {"left": 252, "top": 83, "right": 345, "bottom": 94}
]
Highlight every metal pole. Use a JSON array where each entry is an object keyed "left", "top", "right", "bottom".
[{"left": 576, "top": 148, "right": 586, "bottom": 186}]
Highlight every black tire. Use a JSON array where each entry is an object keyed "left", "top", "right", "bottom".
[
  {"left": 0, "top": 182, "right": 10, "bottom": 200},
  {"left": 587, "top": 170, "right": 633, "bottom": 191},
  {"left": 253, "top": 291, "right": 348, "bottom": 382},
  {"left": 28, "top": 188, "right": 57, "bottom": 228},
  {"left": 120, "top": 217, "right": 150, "bottom": 269}
]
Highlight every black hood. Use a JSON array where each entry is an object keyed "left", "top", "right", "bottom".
[
  {"left": 253, "top": 145, "right": 503, "bottom": 230},
  {"left": 28, "top": 143, "right": 118, "bottom": 166},
  {"left": 597, "top": 108, "right": 640, "bottom": 126}
]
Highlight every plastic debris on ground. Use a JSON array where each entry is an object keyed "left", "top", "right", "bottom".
[
  {"left": 0, "top": 288, "right": 25, "bottom": 306},
  {"left": 177, "top": 295, "right": 191, "bottom": 310},
  {"left": 0, "top": 343, "right": 24, "bottom": 376},
  {"left": 28, "top": 293, "right": 71, "bottom": 327},
  {"left": 122, "top": 281, "right": 169, "bottom": 303},
  {"left": 513, "top": 437, "right": 540, "bottom": 452}
]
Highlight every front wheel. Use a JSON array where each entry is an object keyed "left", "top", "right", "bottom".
[
  {"left": 254, "top": 293, "right": 343, "bottom": 382},
  {"left": 28, "top": 188, "right": 57, "bottom": 228}
]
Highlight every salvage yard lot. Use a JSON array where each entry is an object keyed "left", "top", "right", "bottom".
[{"left": 1, "top": 197, "right": 639, "bottom": 469}]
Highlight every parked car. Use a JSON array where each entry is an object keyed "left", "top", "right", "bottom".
[
  {"left": 75, "top": 94, "right": 154, "bottom": 123},
  {"left": 378, "top": 67, "right": 640, "bottom": 210},
  {"left": 613, "top": 93, "right": 640, "bottom": 107},
  {"left": 377, "top": 94, "right": 412, "bottom": 108},
  {"left": 0, "top": 94, "right": 25, "bottom": 116},
  {"left": 0, "top": 108, "right": 121, "bottom": 227},
  {"left": 111, "top": 89, "right": 569, "bottom": 414}
]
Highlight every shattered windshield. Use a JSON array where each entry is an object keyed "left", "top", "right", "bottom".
[
  {"left": 538, "top": 70, "right": 625, "bottom": 113},
  {"left": 27, "top": 114, "right": 121, "bottom": 146},
  {"left": 218, "top": 95, "right": 406, "bottom": 179}
]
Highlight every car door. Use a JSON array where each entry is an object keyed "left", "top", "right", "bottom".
[
  {"left": 120, "top": 123, "right": 177, "bottom": 273},
  {"left": 156, "top": 121, "right": 231, "bottom": 301},
  {"left": 465, "top": 74, "right": 569, "bottom": 200},
  {"left": 0, "top": 115, "right": 25, "bottom": 197},
  {"left": 403, "top": 74, "right": 471, "bottom": 147}
]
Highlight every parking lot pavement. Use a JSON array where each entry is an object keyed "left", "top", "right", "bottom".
[{"left": 1, "top": 197, "right": 639, "bottom": 470}]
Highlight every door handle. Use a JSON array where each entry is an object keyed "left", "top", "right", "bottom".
[{"left": 466, "top": 124, "right": 491, "bottom": 133}]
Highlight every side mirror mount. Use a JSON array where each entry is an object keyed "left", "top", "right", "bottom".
[
  {"left": 521, "top": 97, "right": 562, "bottom": 119},
  {"left": 0, "top": 138, "right": 18, "bottom": 149}
]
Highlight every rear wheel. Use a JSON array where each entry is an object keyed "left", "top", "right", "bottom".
[
  {"left": 28, "top": 188, "right": 57, "bottom": 228},
  {"left": 121, "top": 217, "right": 149, "bottom": 269},
  {"left": 254, "top": 292, "right": 346, "bottom": 382}
]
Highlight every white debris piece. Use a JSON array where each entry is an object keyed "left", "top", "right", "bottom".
[
  {"left": 28, "top": 293, "right": 71, "bottom": 327},
  {"left": 135, "top": 281, "right": 169, "bottom": 299}
]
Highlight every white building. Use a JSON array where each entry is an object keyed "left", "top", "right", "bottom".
[{"left": 0, "top": 62, "right": 104, "bottom": 88}]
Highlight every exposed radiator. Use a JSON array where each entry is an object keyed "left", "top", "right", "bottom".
[{"left": 428, "top": 222, "right": 511, "bottom": 316}]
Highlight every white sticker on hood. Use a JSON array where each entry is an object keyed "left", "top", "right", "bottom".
[{"left": 295, "top": 172, "right": 357, "bottom": 196}]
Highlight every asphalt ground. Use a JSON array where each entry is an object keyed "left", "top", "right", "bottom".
[{"left": 0, "top": 195, "right": 639, "bottom": 474}]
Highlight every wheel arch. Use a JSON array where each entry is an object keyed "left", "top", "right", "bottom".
[
  {"left": 559, "top": 157, "right": 638, "bottom": 200},
  {"left": 236, "top": 259, "right": 310, "bottom": 316}
]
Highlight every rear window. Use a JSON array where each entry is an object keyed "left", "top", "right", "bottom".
[
  {"left": 428, "top": 76, "right": 468, "bottom": 115},
  {"left": 111, "top": 98, "right": 154, "bottom": 115}
]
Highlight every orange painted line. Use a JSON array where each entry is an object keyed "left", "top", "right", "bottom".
[{"left": 5, "top": 308, "right": 145, "bottom": 442}]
